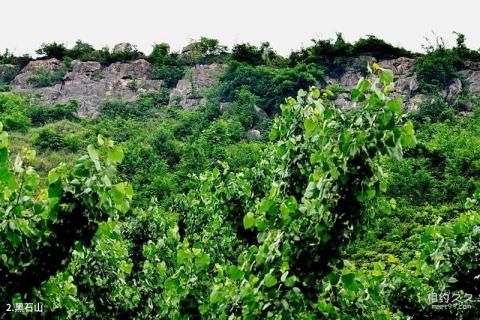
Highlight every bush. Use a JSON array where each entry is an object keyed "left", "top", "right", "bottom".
[
  {"left": 27, "top": 67, "right": 65, "bottom": 87},
  {"left": 218, "top": 62, "right": 324, "bottom": 114},
  {"left": 289, "top": 33, "right": 413, "bottom": 77},
  {"left": 0, "top": 109, "right": 31, "bottom": 132},
  {"left": 137, "top": 88, "right": 170, "bottom": 107},
  {"left": 28, "top": 100, "right": 79, "bottom": 125},
  {"left": 152, "top": 65, "right": 185, "bottom": 88},
  {"left": 36, "top": 42, "right": 68, "bottom": 60},
  {"left": 100, "top": 92, "right": 166, "bottom": 119},
  {"left": 0, "top": 65, "right": 18, "bottom": 85},
  {"left": 231, "top": 43, "right": 265, "bottom": 66},
  {"left": 414, "top": 33, "right": 479, "bottom": 93},
  {"left": 415, "top": 97, "right": 455, "bottom": 123},
  {"left": 151, "top": 126, "right": 180, "bottom": 165},
  {"left": 34, "top": 127, "right": 68, "bottom": 150},
  {"left": 224, "top": 88, "right": 259, "bottom": 129},
  {"left": 182, "top": 37, "right": 228, "bottom": 64},
  {"left": 352, "top": 35, "right": 414, "bottom": 60},
  {"left": 33, "top": 121, "right": 86, "bottom": 152},
  {"left": 67, "top": 40, "right": 96, "bottom": 60}
]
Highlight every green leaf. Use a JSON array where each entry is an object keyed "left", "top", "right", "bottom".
[
  {"left": 210, "top": 287, "right": 222, "bottom": 303},
  {"left": 227, "top": 266, "right": 244, "bottom": 280},
  {"left": 176, "top": 249, "right": 190, "bottom": 265},
  {"left": 264, "top": 273, "right": 278, "bottom": 288},
  {"left": 87, "top": 145, "right": 101, "bottom": 171},
  {"left": 195, "top": 252, "right": 210, "bottom": 269},
  {"left": 304, "top": 119, "right": 316, "bottom": 136},
  {"left": 259, "top": 198, "right": 273, "bottom": 213},
  {"left": 387, "top": 98, "right": 403, "bottom": 113},
  {"left": 107, "top": 146, "right": 124, "bottom": 163},
  {"left": 380, "top": 70, "right": 394, "bottom": 84},
  {"left": 243, "top": 212, "right": 255, "bottom": 230},
  {"left": 341, "top": 273, "right": 358, "bottom": 291},
  {"left": 357, "top": 79, "right": 370, "bottom": 93}
]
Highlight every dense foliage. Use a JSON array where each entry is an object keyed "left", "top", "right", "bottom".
[
  {"left": 1, "top": 34, "right": 480, "bottom": 319},
  {"left": 414, "top": 33, "right": 480, "bottom": 93}
]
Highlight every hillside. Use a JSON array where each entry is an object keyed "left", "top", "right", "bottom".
[
  {"left": 0, "top": 35, "right": 479, "bottom": 319},
  {"left": 3, "top": 42, "right": 480, "bottom": 118}
]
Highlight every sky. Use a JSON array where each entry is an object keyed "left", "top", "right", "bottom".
[{"left": 1, "top": 0, "right": 479, "bottom": 57}]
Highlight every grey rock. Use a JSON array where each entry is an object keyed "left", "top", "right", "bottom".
[
  {"left": 338, "top": 69, "right": 363, "bottom": 90},
  {"left": 334, "top": 93, "right": 355, "bottom": 109},
  {"left": 465, "top": 70, "right": 480, "bottom": 93},
  {"left": 11, "top": 58, "right": 63, "bottom": 88},
  {"left": 446, "top": 78, "right": 462, "bottom": 98},
  {"left": 169, "top": 64, "right": 225, "bottom": 110},
  {"left": 11, "top": 59, "right": 162, "bottom": 117},
  {"left": 247, "top": 129, "right": 261, "bottom": 140},
  {"left": 395, "top": 76, "right": 419, "bottom": 95},
  {"left": 113, "top": 42, "right": 134, "bottom": 53},
  {"left": 219, "top": 102, "right": 230, "bottom": 113},
  {"left": 378, "top": 57, "right": 415, "bottom": 76}
]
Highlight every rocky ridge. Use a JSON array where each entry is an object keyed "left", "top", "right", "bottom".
[{"left": 2, "top": 44, "right": 480, "bottom": 117}]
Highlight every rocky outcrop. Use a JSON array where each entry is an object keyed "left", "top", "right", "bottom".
[
  {"left": 169, "top": 64, "right": 225, "bottom": 110},
  {"left": 7, "top": 48, "right": 480, "bottom": 118},
  {"left": 11, "top": 58, "right": 163, "bottom": 117},
  {"left": 463, "top": 68, "right": 480, "bottom": 93},
  {"left": 11, "top": 59, "right": 63, "bottom": 87},
  {"left": 0, "top": 64, "right": 18, "bottom": 85}
]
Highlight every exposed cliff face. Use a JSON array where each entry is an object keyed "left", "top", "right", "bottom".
[
  {"left": 330, "top": 56, "right": 480, "bottom": 111},
  {"left": 10, "top": 58, "right": 163, "bottom": 117},
  {"left": 3, "top": 48, "right": 480, "bottom": 118},
  {"left": 169, "top": 64, "right": 225, "bottom": 110}
]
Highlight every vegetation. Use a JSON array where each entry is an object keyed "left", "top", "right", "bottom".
[
  {"left": 0, "top": 34, "right": 480, "bottom": 319},
  {"left": 414, "top": 33, "right": 480, "bottom": 93}
]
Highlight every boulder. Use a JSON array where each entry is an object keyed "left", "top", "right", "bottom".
[
  {"left": 113, "top": 42, "right": 134, "bottom": 53},
  {"left": 465, "top": 70, "right": 480, "bottom": 93},
  {"left": 338, "top": 69, "right": 363, "bottom": 90},
  {"left": 395, "top": 76, "right": 419, "bottom": 96},
  {"left": 378, "top": 57, "right": 415, "bottom": 76},
  {"left": 247, "top": 129, "right": 261, "bottom": 140}
]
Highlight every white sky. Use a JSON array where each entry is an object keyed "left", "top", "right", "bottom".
[{"left": 1, "top": 0, "right": 479, "bottom": 57}]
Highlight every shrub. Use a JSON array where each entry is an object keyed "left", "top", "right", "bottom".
[
  {"left": 33, "top": 127, "right": 68, "bottom": 150},
  {"left": 218, "top": 62, "right": 324, "bottom": 114},
  {"left": 0, "top": 65, "right": 18, "bottom": 85},
  {"left": 36, "top": 42, "right": 68, "bottom": 60},
  {"left": 149, "top": 43, "right": 171, "bottom": 65},
  {"left": 182, "top": 37, "right": 228, "bottom": 64},
  {"left": 231, "top": 43, "right": 265, "bottom": 66},
  {"left": 128, "top": 79, "right": 138, "bottom": 92},
  {"left": 137, "top": 88, "right": 170, "bottom": 107},
  {"left": 151, "top": 126, "right": 180, "bottom": 165},
  {"left": 152, "top": 65, "right": 185, "bottom": 88},
  {"left": 100, "top": 93, "right": 166, "bottom": 119},
  {"left": 0, "top": 109, "right": 31, "bottom": 132},
  {"left": 67, "top": 40, "right": 96, "bottom": 60},
  {"left": 27, "top": 100, "right": 79, "bottom": 125},
  {"left": 352, "top": 35, "right": 414, "bottom": 60},
  {"left": 415, "top": 97, "right": 455, "bottom": 123},
  {"left": 27, "top": 67, "right": 65, "bottom": 88},
  {"left": 224, "top": 88, "right": 259, "bottom": 129},
  {"left": 414, "top": 33, "right": 479, "bottom": 93}
]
